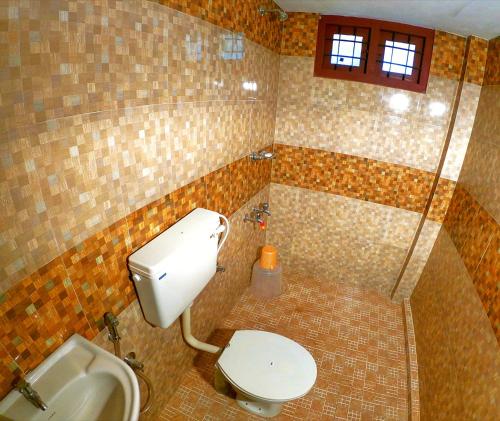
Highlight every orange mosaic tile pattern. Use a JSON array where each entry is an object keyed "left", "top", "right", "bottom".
[
  {"left": 171, "top": 178, "right": 208, "bottom": 221},
  {"left": 430, "top": 31, "right": 467, "bottom": 81},
  {"left": 162, "top": 273, "right": 409, "bottom": 420},
  {"left": 0, "top": 257, "right": 94, "bottom": 375},
  {"left": 427, "top": 177, "right": 456, "bottom": 223},
  {"left": 0, "top": 345, "right": 22, "bottom": 399},
  {"left": 280, "top": 12, "right": 320, "bottom": 57},
  {"left": 464, "top": 36, "right": 489, "bottom": 85},
  {"left": 157, "top": 0, "right": 283, "bottom": 52},
  {"left": 444, "top": 184, "right": 500, "bottom": 342},
  {"left": 272, "top": 143, "right": 454, "bottom": 222},
  {"left": 204, "top": 165, "right": 233, "bottom": 217},
  {"left": 127, "top": 195, "right": 177, "bottom": 252},
  {"left": 229, "top": 158, "right": 251, "bottom": 214},
  {"left": 102, "top": 219, "right": 137, "bottom": 307},
  {"left": 484, "top": 36, "right": 500, "bottom": 85},
  {"left": 62, "top": 221, "right": 136, "bottom": 332}
]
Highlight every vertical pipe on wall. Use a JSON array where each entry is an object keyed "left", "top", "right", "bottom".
[{"left": 390, "top": 37, "right": 472, "bottom": 299}]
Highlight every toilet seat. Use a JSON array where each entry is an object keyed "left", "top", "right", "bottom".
[{"left": 216, "top": 330, "right": 317, "bottom": 402}]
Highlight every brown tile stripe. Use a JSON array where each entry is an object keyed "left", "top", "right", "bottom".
[
  {"left": 443, "top": 184, "right": 500, "bottom": 342},
  {"left": 465, "top": 36, "right": 489, "bottom": 86},
  {"left": 280, "top": 12, "right": 320, "bottom": 57},
  {"left": 271, "top": 143, "right": 455, "bottom": 222},
  {"left": 0, "top": 344, "right": 22, "bottom": 400},
  {"left": 156, "top": 0, "right": 283, "bottom": 53},
  {"left": 484, "top": 36, "right": 500, "bottom": 85},
  {"left": 0, "top": 151, "right": 272, "bottom": 399},
  {"left": 430, "top": 30, "right": 467, "bottom": 81}
]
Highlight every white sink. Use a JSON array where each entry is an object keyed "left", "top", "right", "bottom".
[{"left": 0, "top": 334, "right": 140, "bottom": 421}]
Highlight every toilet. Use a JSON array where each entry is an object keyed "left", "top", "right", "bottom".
[
  {"left": 128, "top": 208, "right": 317, "bottom": 417},
  {"left": 216, "top": 330, "right": 317, "bottom": 417}
]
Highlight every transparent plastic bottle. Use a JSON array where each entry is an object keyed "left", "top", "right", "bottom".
[{"left": 250, "top": 245, "right": 282, "bottom": 298}]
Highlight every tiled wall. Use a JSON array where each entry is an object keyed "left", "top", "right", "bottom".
[
  {"left": 269, "top": 13, "right": 488, "bottom": 300},
  {"left": 156, "top": 0, "right": 283, "bottom": 53},
  {"left": 410, "top": 36, "right": 500, "bottom": 420},
  {"left": 0, "top": 0, "right": 281, "bottom": 407}
]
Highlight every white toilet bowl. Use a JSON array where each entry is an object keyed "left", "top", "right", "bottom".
[{"left": 216, "top": 330, "right": 317, "bottom": 417}]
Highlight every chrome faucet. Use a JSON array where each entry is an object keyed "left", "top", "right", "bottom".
[
  {"left": 104, "top": 312, "right": 120, "bottom": 342},
  {"left": 15, "top": 378, "right": 48, "bottom": 411},
  {"left": 253, "top": 202, "right": 271, "bottom": 216},
  {"left": 249, "top": 150, "right": 276, "bottom": 161},
  {"left": 124, "top": 352, "right": 144, "bottom": 371},
  {"left": 244, "top": 210, "right": 264, "bottom": 224}
]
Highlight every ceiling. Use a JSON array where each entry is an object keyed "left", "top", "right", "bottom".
[{"left": 274, "top": 0, "right": 500, "bottom": 40}]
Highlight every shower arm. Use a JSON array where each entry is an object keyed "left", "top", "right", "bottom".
[{"left": 257, "top": 6, "right": 288, "bottom": 21}]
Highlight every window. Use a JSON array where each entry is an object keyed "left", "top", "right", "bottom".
[
  {"left": 314, "top": 16, "right": 434, "bottom": 92},
  {"left": 220, "top": 33, "right": 244, "bottom": 60},
  {"left": 382, "top": 40, "right": 415, "bottom": 75},
  {"left": 331, "top": 34, "right": 363, "bottom": 67}
]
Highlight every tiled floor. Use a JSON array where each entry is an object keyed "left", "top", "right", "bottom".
[{"left": 160, "top": 273, "right": 409, "bottom": 420}]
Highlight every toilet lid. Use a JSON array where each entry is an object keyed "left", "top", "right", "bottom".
[{"left": 216, "top": 330, "right": 317, "bottom": 402}]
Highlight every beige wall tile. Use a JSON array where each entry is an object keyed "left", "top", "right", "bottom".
[
  {"left": 0, "top": 135, "right": 61, "bottom": 289},
  {"left": 442, "top": 82, "right": 482, "bottom": 181},
  {"left": 0, "top": 0, "right": 280, "bottom": 288},
  {"left": 275, "top": 56, "right": 471, "bottom": 175},
  {"left": 267, "top": 183, "right": 421, "bottom": 296}
]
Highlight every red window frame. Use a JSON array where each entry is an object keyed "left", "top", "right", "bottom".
[{"left": 314, "top": 15, "right": 434, "bottom": 93}]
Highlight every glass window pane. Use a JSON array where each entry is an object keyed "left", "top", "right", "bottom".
[
  {"left": 382, "top": 40, "right": 415, "bottom": 75},
  {"left": 331, "top": 34, "right": 363, "bottom": 67}
]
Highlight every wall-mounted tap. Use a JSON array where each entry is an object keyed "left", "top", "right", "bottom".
[
  {"left": 104, "top": 312, "right": 120, "bottom": 342},
  {"left": 253, "top": 202, "right": 271, "bottom": 216},
  {"left": 244, "top": 210, "right": 264, "bottom": 224},
  {"left": 15, "top": 378, "right": 48, "bottom": 411},
  {"left": 249, "top": 150, "right": 275, "bottom": 161},
  {"left": 244, "top": 209, "right": 267, "bottom": 230},
  {"left": 124, "top": 352, "right": 144, "bottom": 371}
]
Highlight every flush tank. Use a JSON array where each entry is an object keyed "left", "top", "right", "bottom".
[{"left": 128, "top": 208, "right": 223, "bottom": 328}]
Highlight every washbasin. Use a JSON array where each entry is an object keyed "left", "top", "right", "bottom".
[{"left": 0, "top": 334, "right": 140, "bottom": 421}]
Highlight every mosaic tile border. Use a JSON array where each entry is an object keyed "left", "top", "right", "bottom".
[
  {"left": 465, "top": 36, "right": 489, "bottom": 85},
  {"left": 484, "top": 36, "right": 500, "bottom": 85},
  {"left": 271, "top": 143, "right": 456, "bottom": 222},
  {"left": 430, "top": 31, "right": 467, "bottom": 81},
  {"left": 0, "top": 152, "right": 272, "bottom": 399},
  {"left": 280, "top": 12, "right": 320, "bottom": 57}
]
